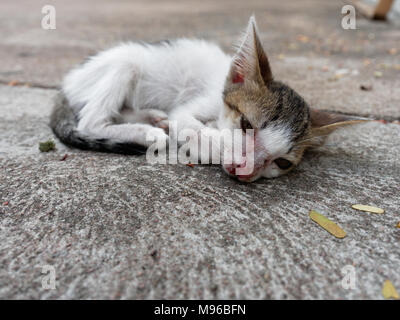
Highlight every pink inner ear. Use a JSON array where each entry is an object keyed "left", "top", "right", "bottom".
[{"left": 232, "top": 72, "right": 244, "bottom": 84}]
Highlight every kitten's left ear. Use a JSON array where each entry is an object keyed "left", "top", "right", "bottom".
[
  {"left": 227, "top": 16, "right": 273, "bottom": 87},
  {"left": 308, "top": 109, "right": 370, "bottom": 146}
]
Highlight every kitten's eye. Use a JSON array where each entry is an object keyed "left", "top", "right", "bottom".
[
  {"left": 240, "top": 116, "right": 253, "bottom": 132},
  {"left": 274, "top": 158, "right": 293, "bottom": 170}
]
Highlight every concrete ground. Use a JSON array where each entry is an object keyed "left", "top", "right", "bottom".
[{"left": 0, "top": 0, "right": 399, "bottom": 299}]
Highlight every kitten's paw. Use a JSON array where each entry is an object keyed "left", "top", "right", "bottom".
[
  {"left": 145, "top": 110, "right": 169, "bottom": 134},
  {"left": 145, "top": 110, "right": 168, "bottom": 125},
  {"left": 154, "top": 119, "right": 169, "bottom": 134},
  {"left": 144, "top": 127, "right": 169, "bottom": 147}
]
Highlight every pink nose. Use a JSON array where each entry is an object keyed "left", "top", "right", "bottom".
[{"left": 225, "top": 161, "right": 247, "bottom": 175}]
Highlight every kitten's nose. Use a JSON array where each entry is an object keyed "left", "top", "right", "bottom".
[{"left": 225, "top": 161, "right": 247, "bottom": 175}]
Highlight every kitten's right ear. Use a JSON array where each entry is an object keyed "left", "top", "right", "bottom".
[{"left": 227, "top": 16, "right": 273, "bottom": 87}]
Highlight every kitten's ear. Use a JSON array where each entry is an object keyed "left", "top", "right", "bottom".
[
  {"left": 227, "top": 16, "right": 273, "bottom": 87},
  {"left": 308, "top": 109, "right": 370, "bottom": 146}
]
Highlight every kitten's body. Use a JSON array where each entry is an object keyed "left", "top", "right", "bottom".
[
  {"left": 63, "top": 39, "right": 230, "bottom": 131},
  {"left": 52, "top": 17, "right": 366, "bottom": 182}
]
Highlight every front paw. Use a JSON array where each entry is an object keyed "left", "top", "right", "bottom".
[
  {"left": 145, "top": 127, "right": 169, "bottom": 148},
  {"left": 145, "top": 110, "right": 169, "bottom": 132},
  {"left": 154, "top": 119, "right": 169, "bottom": 134}
]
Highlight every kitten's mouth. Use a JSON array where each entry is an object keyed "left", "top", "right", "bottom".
[
  {"left": 223, "top": 165, "right": 262, "bottom": 183},
  {"left": 223, "top": 158, "right": 268, "bottom": 182},
  {"left": 236, "top": 173, "right": 260, "bottom": 183}
]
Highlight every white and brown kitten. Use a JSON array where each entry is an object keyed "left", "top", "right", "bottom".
[{"left": 51, "top": 16, "right": 366, "bottom": 182}]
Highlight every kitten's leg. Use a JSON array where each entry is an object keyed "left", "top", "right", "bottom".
[
  {"left": 79, "top": 122, "right": 168, "bottom": 148},
  {"left": 120, "top": 108, "right": 169, "bottom": 132},
  {"left": 77, "top": 103, "right": 169, "bottom": 148},
  {"left": 168, "top": 96, "right": 222, "bottom": 164},
  {"left": 66, "top": 64, "right": 167, "bottom": 147},
  {"left": 62, "top": 48, "right": 170, "bottom": 150},
  {"left": 169, "top": 95, "right": 219, "bottom": 133}
]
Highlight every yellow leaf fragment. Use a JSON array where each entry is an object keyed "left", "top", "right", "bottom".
[
  {"left": 8, "top": 80, "right": 18, "bottom": 86},
  {"left": 363, "top": 59, "right": 371, "bottom": 66},
  {"left": 309, "top": 210, "right": 346, "bottom": 239},
  {"left": 297, "top": 35, "right": 309, "bottom": 43},
  {"left": 351, "top": 204, "right": 384, "bottom": 214},
  {"left": 382, "top": 280, "right": 399, "bottom": 299}
]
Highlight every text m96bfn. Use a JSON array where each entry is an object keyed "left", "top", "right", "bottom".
[{"left": 198, "top": 304, "right": 245, "bottom": 315}]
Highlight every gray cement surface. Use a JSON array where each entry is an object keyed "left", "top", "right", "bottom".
[{"left": 0, "top": 0, "right": 399, "bottom": 299}]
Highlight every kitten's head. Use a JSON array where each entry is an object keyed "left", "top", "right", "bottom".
[{"left": 219, "top": 16, "right": 366, "bottom": 182}]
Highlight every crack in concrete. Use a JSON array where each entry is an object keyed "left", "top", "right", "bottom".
[
  {"left": 0, "top": 81, "right": 398, "bottom": 122},
  {"left": 0, "top": 79, "right": 59, "bottom": 90}
]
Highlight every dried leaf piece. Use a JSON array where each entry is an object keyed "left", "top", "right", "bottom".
[
  {"left": 363, "top": 59, "right": 371, "bottom": 66},
  {"left": 309, "top": 210, "right": 346, "bottom": 239},
  {"left": 39, "top": 140, "right": 56, "bottom": 152},
  {"left": 396, "top": 221, "right": 400, "bottom": 228},
  {"left": 379, "top": 63, "right": 390, "bottom": 70},
  {"left": 382, "top": 280, "right": 399, "bottom": 299},
  {"left": 297, "top": 35, "right": 309, "bottom": 43},
  {"left": 351, "top": 204, "right": 384, "bottom": 214},
  {"left": 186, "top": 163, "right": 194, "bottom": 168},
  {"left": 376, "top": 119, "right": 388, "bottom": 124},
  {"left": 327, "top": 76, "right": 339, "bottom": 82}
]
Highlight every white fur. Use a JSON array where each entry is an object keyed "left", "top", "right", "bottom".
[
  {"left": 256, "top": 125, "right": 292, "bottom": 159},
  {"left": 62, "top": 17, "right": 294, "bottom": 181},
  {"left": 63, "top": 39, "right": 231, "bottom": 146}
]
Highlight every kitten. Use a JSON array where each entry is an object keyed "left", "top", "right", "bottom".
[{"left": 51, "top": 16, "right": 366, "bottom": 182}]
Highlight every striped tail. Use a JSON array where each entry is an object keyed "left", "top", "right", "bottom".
[{"left": 50, "top": 92, "right": 147, "bottom": 155}]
